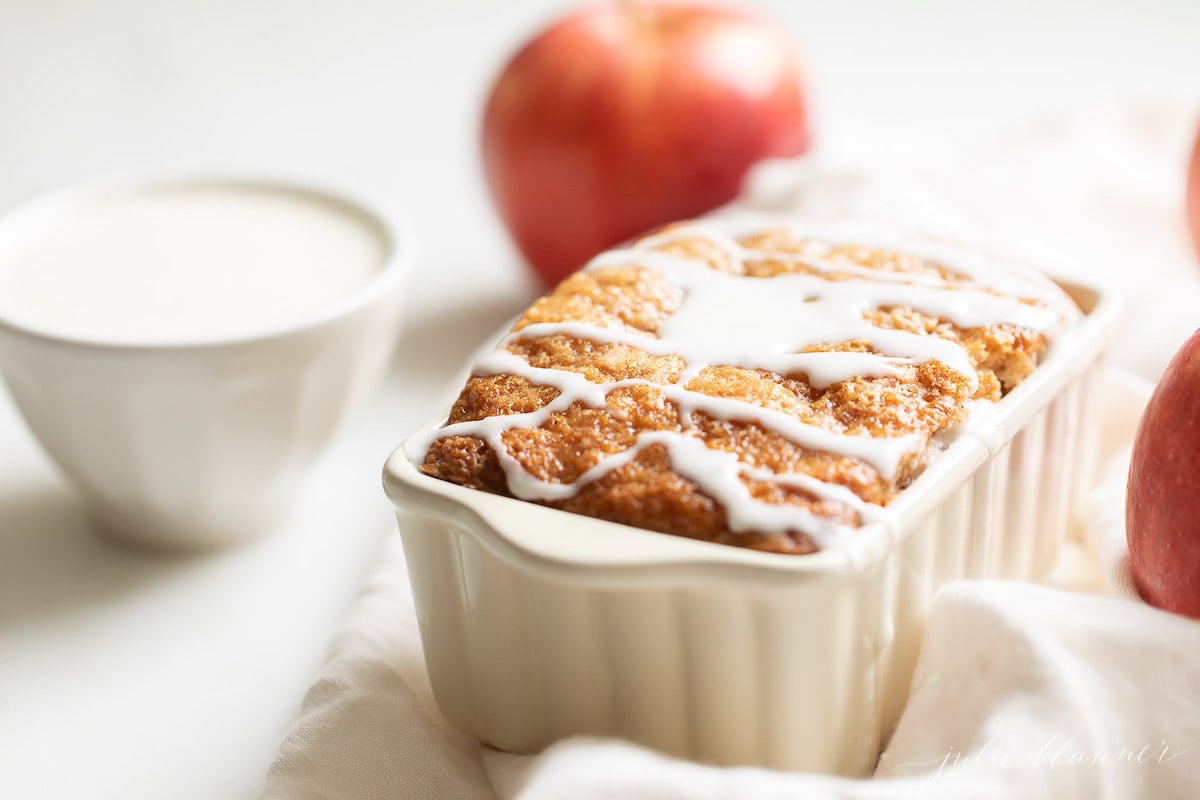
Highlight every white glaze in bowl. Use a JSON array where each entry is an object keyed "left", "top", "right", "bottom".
[{"left": 0, "top": 175, "right": 413, "bottom": 549}]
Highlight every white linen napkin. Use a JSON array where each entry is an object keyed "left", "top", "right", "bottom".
[{"left": 260, "top": 103, "right": 1200, "bottom": 800}]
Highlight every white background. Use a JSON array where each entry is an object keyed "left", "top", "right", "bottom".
[{"left": 0, "top": 1, "right": 1198, "bottom": 797}]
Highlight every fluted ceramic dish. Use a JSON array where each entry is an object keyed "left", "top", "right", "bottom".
[
  {"left": 0, "top": 175, "right": 412, "bottom": 549},
  {"left": 384, "top": 276, "right": 1117, "bottom": 776}
]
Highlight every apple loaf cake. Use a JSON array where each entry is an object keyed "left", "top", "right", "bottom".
[{"left": 410, "top": 216, "right": 1081, "bottom": 554}]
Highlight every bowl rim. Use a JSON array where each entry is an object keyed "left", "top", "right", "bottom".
[{"left": 0, "top": 172, "right": 415, "bottom": 353}]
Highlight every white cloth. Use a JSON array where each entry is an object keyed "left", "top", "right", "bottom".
[{"left": 260, "top": 104, "right": 1200, "bottom": 800}]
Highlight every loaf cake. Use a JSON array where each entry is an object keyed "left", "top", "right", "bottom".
[{"left": 410, "top": 215, "right": 1081, "bottom": 554}]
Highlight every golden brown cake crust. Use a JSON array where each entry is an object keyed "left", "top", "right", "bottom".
[{"left": 420, "top": 224, "right": 1066, "bottom": 554}]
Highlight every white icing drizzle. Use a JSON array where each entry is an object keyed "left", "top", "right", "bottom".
[
  {"left": 411, "top": 217, "right": 1079, "bottom": 550},
  {"left": 502, "top": 322, "right": 905, "bottom": 389}
]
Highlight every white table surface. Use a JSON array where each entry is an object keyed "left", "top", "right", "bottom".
[{"left": 1, "top": 1, "right": 1197, "bottom": 797}]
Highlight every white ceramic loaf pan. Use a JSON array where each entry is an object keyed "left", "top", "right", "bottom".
[{"left": 383, "top": 277, "right": 1117, "bottom": 776}]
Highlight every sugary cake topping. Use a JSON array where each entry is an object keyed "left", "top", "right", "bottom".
[{"left": 411, "top": 216, "right": 1081, "bottom": 552}]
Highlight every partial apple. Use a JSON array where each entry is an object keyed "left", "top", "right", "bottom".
[
  {"left": 482, "top": 1, "right": 810, "bottom": 287},
  {"left": 1127, "top": 328, "right": 1200, "bottom": 618},
  {"left": 1188, "top": 124, "right": 1200, "bottom": 262}
]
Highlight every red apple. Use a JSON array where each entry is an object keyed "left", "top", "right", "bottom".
[
  {"left": 1127, "top": 328, "right": 1200, "bottom": 617},
  {"left": 1188, "top": 124, "right": 1200, "bottom": 262},
  {"left": 482, "top": 0, "right": 810, "bottom": 287}
]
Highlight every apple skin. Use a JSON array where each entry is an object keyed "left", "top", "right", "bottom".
[
  {"left": 1188, "top": 125, "right": 1200, "bottom": 262},
  {"left": 1127, "top": 328, "right": 1200, "bottom": 617},
  {"left": 482, "top": 1, "right": 810, "bottom": 287}
]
